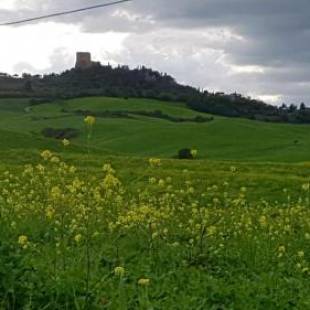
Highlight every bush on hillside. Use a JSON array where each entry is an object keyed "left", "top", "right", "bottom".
[
  {"left": 178, "top": 148, "right": 194, "bottom": 159},
  {"left": 42, "top": 127, "right": 79, "bottom": 140}
]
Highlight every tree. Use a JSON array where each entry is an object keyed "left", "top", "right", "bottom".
[
  {"left": 24, "top": 80, "right": 33, "bottom": 92},
  {"left": 288, "top": 104, "right": 297, "bottom": 113},
  {"left": 300, "top": 103, "right": 306, "bottom": 111}
]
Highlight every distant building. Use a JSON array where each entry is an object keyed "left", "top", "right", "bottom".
[
  {"left": 75, "top": 52, "right": 92, "bottom": 69},
  {"left": 75, "top": 52, "right": 100, "bottom": 69}
]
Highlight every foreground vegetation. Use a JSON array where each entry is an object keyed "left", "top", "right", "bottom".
[{"left": 0, "top": 147, "right": 309, "bottom": 309}]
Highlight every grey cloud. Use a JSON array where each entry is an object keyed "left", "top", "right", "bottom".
[
  {"left": 1, "top": 0, "right": 310, "bottom": 104},
  {"left": 13, "top": 62, "right": 36, "bottom": 73}
]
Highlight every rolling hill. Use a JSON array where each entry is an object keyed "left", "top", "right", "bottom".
[{"left": 1, "top": 96, "right": 310, "bottom": 162}]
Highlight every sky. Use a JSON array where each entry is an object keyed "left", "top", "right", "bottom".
[{"left": 0, "top": 0, "right": 309, "bottom": 105}]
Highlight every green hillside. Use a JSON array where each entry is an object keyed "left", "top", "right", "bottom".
[
  {"left": 1, "top": 96, "right": 310, "bottom": 309},
  {"left": 0, "top": 96, "right": 310, "bottom": 162}
]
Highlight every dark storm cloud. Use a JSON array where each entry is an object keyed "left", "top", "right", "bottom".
[{"left": 1, "top": 0, "right": 310, "bottom": 104}]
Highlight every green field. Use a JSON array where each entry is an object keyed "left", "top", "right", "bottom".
[
  {"left": 0, "top": 97, "right": 309, "bottom": 309},
  {"left": 1, "top": 96, "right": 310, "bottom": 161}
]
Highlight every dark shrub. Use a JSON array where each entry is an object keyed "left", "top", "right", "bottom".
[
  {"left": 178, "top": 148, "right": 193, "bottom": 159},
  {"left": 42, "top": 128, "right": 79, "bottom": 140},
  {"left": 194, "top": 115, "right": 214, "bottom": 123},
  {"left": 29, "top": 97, "right": 56, "bottom": 105}
]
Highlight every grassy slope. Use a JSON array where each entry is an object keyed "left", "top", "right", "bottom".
[
  {"left": 0, "top": 96, "right": 310, "bottom": 162},
  {"left": 0, "top": 98, "right": 309, "bottom": 308},
  {"left": 0, "top": 96, "right": 310, "bottom": 202}
]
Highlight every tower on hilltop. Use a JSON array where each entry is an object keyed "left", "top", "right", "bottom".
[{"left": 75, "top": 52, "right": 92, "bottom": 69}]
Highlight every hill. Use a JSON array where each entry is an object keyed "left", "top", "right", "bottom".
[
  {"left": 1, "top": 96, "right": 310, "bottom": 162},
  {"left": 1, "top": 64, "right": 310, "bottom": 124}
]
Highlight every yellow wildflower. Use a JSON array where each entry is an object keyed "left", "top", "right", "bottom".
[
  {"left": 278, "top": 245, "right": 286, "bottom": 253},
  {"left": 62, "top": 139, "right": 70, "bottom": 147},
  {"left": 259, "top": 216, "right": 267, "bottom": 227},
  {"left": 114, "top": 266, "right": 125, "bottom": 277},
  {"left": 149, "top": 158, "right": 161, "bottom": 167},
  {"left": 103, "top": 164, "right": 115, "bottom": 174},
  {"left": 93, "top": 231, "right": 100, "bottom": 238},
  {"left": 50, "top": 156, "right": 60, "bottom": 163},
  {"left": 50, "top": 186, "right": 62, "bottom": 199},
  {"left": 138, "top": 278, "right": 150, "bottom": 286},
  {"left": 46, "top": 207, "right": 55, "bottom": 219},
  {"left": 149, "top": 177, "right": 156, "bottom": 184},
  {"left": 41, "top": 150, "right": 53, "bottom": 160},
  {"left": 191, "top": 149, "right": 198, "bottom": 158},
  {"left": 69, "top": 166, "right": 77, "bottom": 173},
  {"left": 158, "top": 179, "right": 165, "bottom": 187},
  {"left": 207, "top": 226, "right": 217, "bottom": 236},
  {"left": 230, "top": 166, "right": 237, "bottom": 173},
  {"left": 297, "top": 251, "right": 304, "bottom": 258},
  {"left": 84, "top": 115, "right": 96, "bottom": 126},
  {"left": 18, "top": 235, "right": 28, "bottom": 248},
  {"left": 103, "top": 174, "right": 121, "bottom": 189},
  {"left": 74, "top": 234, "right": 82, "bottom": 243},
  {"left": 36, "top": 164, "right": 45, "bottom": 172}
]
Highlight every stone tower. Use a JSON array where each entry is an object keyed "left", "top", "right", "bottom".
[{"left": 75, "top": 52, "right": 92, "bottom": 69}]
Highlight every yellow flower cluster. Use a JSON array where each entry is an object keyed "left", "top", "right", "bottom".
[
  {"left": 84, "top": 115, "right": 96, "bottom": 126},
  {"left": 62, "top": 138, "right": 70, "bottom": 147},
  {"left": 191, "top": 149, "right": 198, "bottom": 158},
  {"left": 18, "top": 235, "right": 28, "bottom": 249},
  {"left": 138, "top": 278, "right": 150, "bottom": 286},
  {"left": 114, "top": 266, "right": 125, "bottom": 277},
  {"left": 149, "top": 158, "right": 161, "bottom": 167},
  {"left": 41, "top": 150, "right": 53, "bottom": 160}
]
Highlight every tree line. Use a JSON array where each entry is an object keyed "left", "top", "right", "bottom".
[{"left": 1, "top": 64, "right": 310, "bottom": 124}]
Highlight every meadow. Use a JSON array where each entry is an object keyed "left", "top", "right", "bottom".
[
  {"left": 2, "top": 96, "right": 310, "bottom": 161},
  {"left": 0, "top": 97, "right": 309, "bottom": 309}
]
